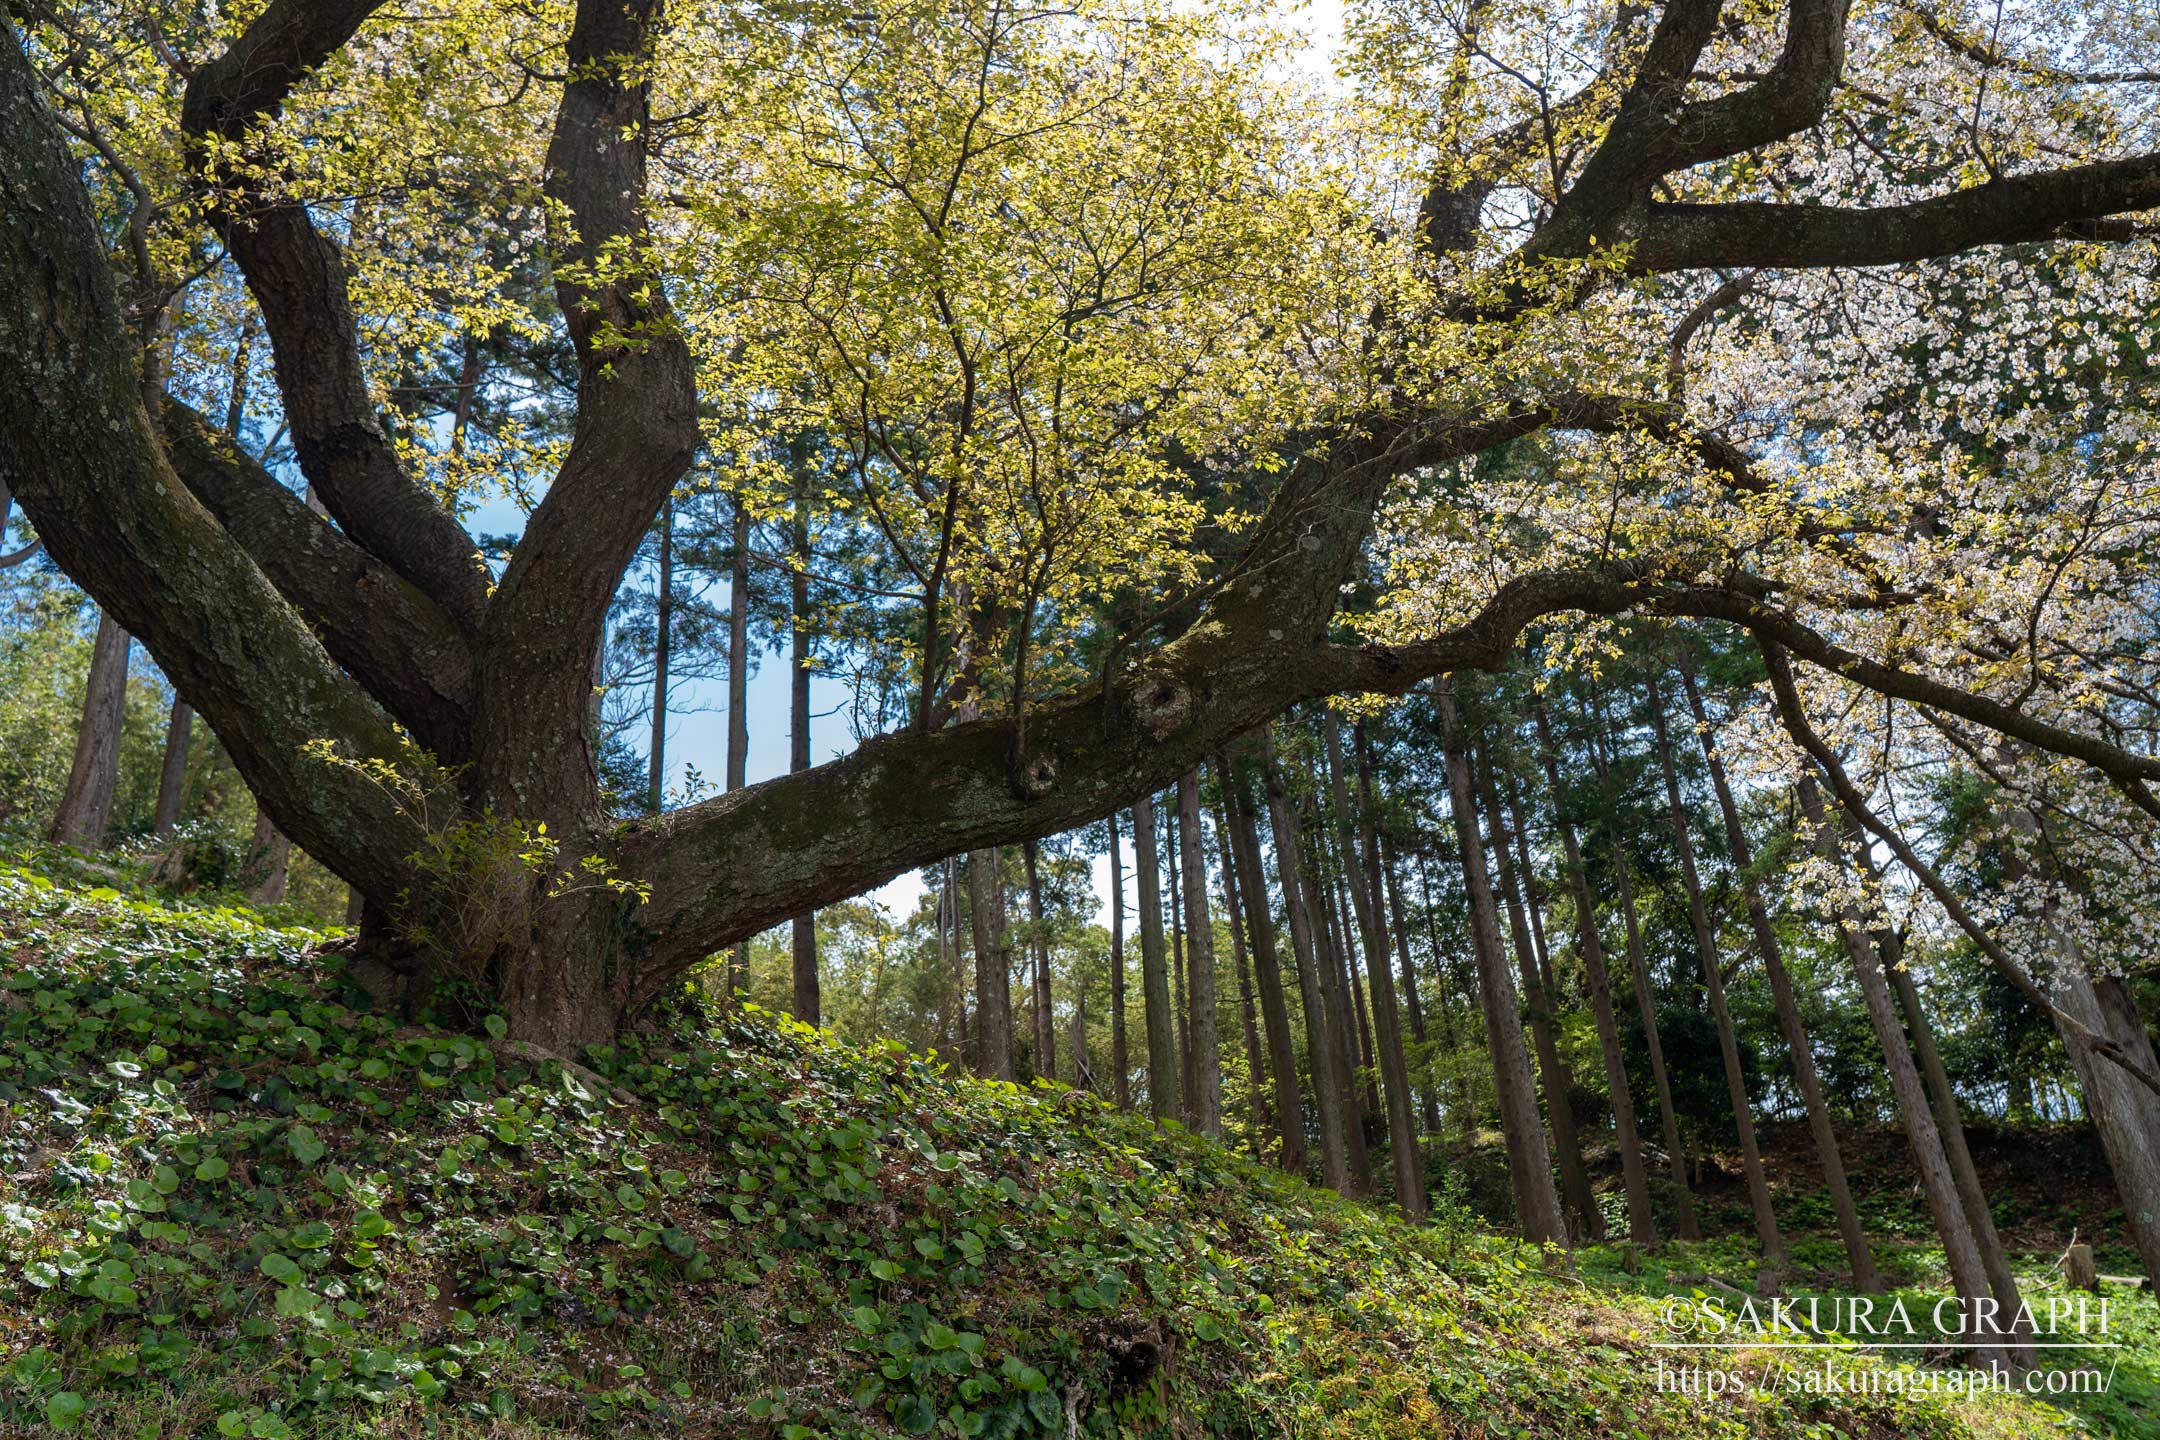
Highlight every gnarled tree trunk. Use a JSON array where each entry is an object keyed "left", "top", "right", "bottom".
[{"left": 9, "top": 0, "right": 2160, "bottom": 1066}]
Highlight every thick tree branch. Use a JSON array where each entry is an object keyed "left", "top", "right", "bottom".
[
  {"left": 1653, "top": 0, "right": 1853, "bottom": 171},
  {"left": 1628, "top": 154, "right": 2160, "bottom": 270},
  {"left": 1530, "top": 0, "right": 1730, "bottom": 249},
  {"left": 2, "top": 23, "right": 431, "bottom": 900},
  {"left": 474, "top": 0, "right": 699, "bottom": 811},
  {"left": 163, "top": 400, "right": 473, "bottom": 761},
  {"left": 615, "top": 556, "right": 1668, "bottom": 989},
  {"left": 614, "top": 371, "right": 2160, "bottom": 989},
  {"left": 180, "top": 0, "right": 491, "bottom": 631}
]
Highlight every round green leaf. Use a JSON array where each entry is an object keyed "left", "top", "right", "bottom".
[
  {"left": 287, "top": 1126, "right": 325, "bottom": 1166},
  {"left": 892, "top": 1392, "right": 936, "bottom": 1434},
  {"left": 45, "top": 1392, "right": 86, "bottom": 1431}
]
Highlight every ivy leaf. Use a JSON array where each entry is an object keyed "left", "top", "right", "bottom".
[
  {"left": 892, "top": 1392, "right": 936, "bottom": 1434},
  {"left": 287, "top": 1126, "right": 326, "bottom": 1166},
  {"left": 45, "top": 1392, "right": 87, "bottom": 1431}
]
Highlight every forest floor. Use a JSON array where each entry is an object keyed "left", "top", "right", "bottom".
[
  {"left": 0, "top": 845, "right": 2141, "bottom": 1439},
  {"left": 1438, "top": 1103, "right": 2159, "bottom": 1437}
]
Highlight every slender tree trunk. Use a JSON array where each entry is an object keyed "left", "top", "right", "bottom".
[
  {"left": 646, "top": 502, "right": 672, "bottom": 813},
  {"left": 1795, "top": 776, "right": 1996, "bottom": 1358},
  {"left": 153, "top": 700, "right": 193, "bottom": 836},
  {"left": 967, "top": 846, "right": 1013, "bottom": 1081},
  {"left": 1335, "top": 873, "right": 1383, "bottom": 1122},
  {"left": 1680, "top": 665, "right": 1879, "bottom": 1290},
  {"left": 1024, "top": 838, "right": 1055, "bottom": 1080},
  {"left": 247, "top": 805, "right": 291, "bottom": 905},
  {"left": 1224, "top": 752, "right": 1305, "bottom": 1173},
  {"left": 1108, "top": 812, "right": 1130, "bottom": 1110},
  {"left": 1175, "top": 772, "right": 1223, "bottom": 1138},
  {"left": 1529, "top": 704, "right": 1659, "bottom": 1245},
  {"left": 789, "top": 490, "right": 818, "bottom": 1026},
  {"left": 1305, "top": 824, "right": 1374, "bottom": 1192},
  {"left": 1165, "top": 798, "right": 1193, "bottom": 1118},
  {"left": 1379, "top": 838, "right": 1441, "bottom": 1135},
  {"left": 158, "top": 329, "right": 211, "bottom": 841},
  {"left": 1772, "top": 705, "right": 2035, "bottom": 1361},
  {"left": 50, "top": 612, "right": 131, "bottom": 849},
  {"left": 725, "top": 489, "right": 752, "bottom": 1004},
  {"left": 1130, "top": 797, "right": 1180, "bottom": 1123},
  {"left": 1437, "top": 681, "right": 1568, "bottom": 1246},
  {"left": 1212, "top": 775, "right": 1270, "bottom": 1153},
  {"left": 939, "top": 858, "right": 961, "bottom": 1053},
  {"left": 1477, "top": 741, "right": 1599, "bottom": 1243},
  {"left": 1349, "top": 957, "right": 1379, "bottom": 1116},
  {"left": 949, "top": 857, "right": 970, "bottom": 1059},
  {"left": 1885, "top": 936, "right": 2034, "bottom": 1363},
  {"left": 1647, "top": 677, "right": 1785, "bottom": 1277},
  {"left": 1264, "top": 730, "right": 1350, "bottom": 1191},
  {"left": 1415, "top": 848, "right": 1481, "bottom": 1134},
  {"left": 1775, "top": 656, "right": 2160, "bottom": 1295},
  {"left": 1590, "top": 709, "right": 1703, "bottom": 1239},
  {"left": 1068, "top": 948, "right": 1091, "bottom": 1093},
  {"left": 1346, "top": 721, "right": 1428, "bottom": 1218}
]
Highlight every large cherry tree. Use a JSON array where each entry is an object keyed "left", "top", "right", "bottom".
[{"left": 3, "top": 0, "right": 2157, "bottom": 1047}]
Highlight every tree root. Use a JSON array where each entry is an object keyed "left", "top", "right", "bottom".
[{"left": 489, "top": 1038, "right": 639, "bottom": 1106}]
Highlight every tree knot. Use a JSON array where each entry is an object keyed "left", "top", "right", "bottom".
[
  {"left": 1012, "top": 751, "right": 1059, "bottom": 801},
  {"left": 1129, "top": 675, "right": 1193, "bottom": 740}
]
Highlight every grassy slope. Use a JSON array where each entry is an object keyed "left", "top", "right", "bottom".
[{"left": 0, "top": 856, "right": 2079, "bottom": 1439}]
